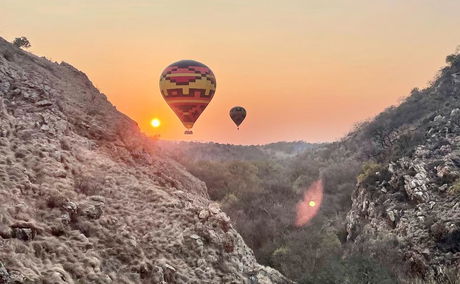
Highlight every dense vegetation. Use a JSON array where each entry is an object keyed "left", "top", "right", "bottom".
[{"left": 166, "top": 141, "right": 400, "bottom": 283}]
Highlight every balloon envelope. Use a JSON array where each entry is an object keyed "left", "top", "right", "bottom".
[
  {"left": 229, "top": 106, "right": 247, "bottom": 128},
  {"left": 159, "top": 60, "right": 216, "bottom": 131}
]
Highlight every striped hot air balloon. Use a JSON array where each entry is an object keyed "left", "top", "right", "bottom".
[{"left": 159, "top": 60, "right": 216, "bottom": 134}]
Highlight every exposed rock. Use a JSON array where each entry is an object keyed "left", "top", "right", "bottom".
[
  {"left": 62, "top": 201, "right": 78, "bottom": 214},
  {"left": 11, "top": 227, "right": 35, "bottom": 241},
  {"left": 78, "top": 201, "right": 103, "bottom": 220},
  {"left": 198, "top": 209, "right": 210, "bottom": 219},
  {"left": 347, "top": 105, "right": 460, "bottom": 280},
  {"left": 433, "top": 115, "right": 445, "bottom": 123},
  {"left": 35, "top": 100, "right": 53, "bottom": 107},
  {"left": 209, "top": 202, "right": 220, "bottom": 214},
  {"left": 0, "top": 262, "right": 9, "bottom": 284}
]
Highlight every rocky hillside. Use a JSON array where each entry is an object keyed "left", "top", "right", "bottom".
[
  {"left": 0, "top": 37, "right": 290, "bottom": 283},
  {"left": 346, "top": 52, "right": 460, "bottom": 282}
]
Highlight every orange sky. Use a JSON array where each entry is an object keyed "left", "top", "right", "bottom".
[{"left": 2, "top": 0, "right": 460, "bottom": 144}]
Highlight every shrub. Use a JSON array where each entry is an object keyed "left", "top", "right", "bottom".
[
  {"left": 446, "top": 53, "right": 460, "bottom": 68},
  {"left": 272, "top": 246, "right": 289, "bottom": 257},
  {"left": 12, "top": 37, "right": 31, "bottom": 49},
  {"left": 357, "top": 162, "right": 382, "bottom": 185},
  {"left": 46, "top": 189, "right": 68, "bottom": 209},
  {"left": 431, "top": 222, "right": 448, "bottom": 242},
  {"left": 74, "top": 174, "right": 104, "bottom": 196},
  {"left": 448, "top": 179, "right": 460, "bottom": 195},
  {"left": 391, "top": 129, "right": 426, "bottom": 159},
  {"left": 437, "top": 229, "right": 460, "bottom": 253},
  {"left": 187, "top": 160, "right": 231, "bottom": 200},
  {"left": 341, "top": 255, "right": 398, "bottom": 284},
  {"left": 221, "top": 193, "right": 239, "bottom": 210}
]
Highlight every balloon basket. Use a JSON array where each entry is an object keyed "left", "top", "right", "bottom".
[{"left": 184, "top": 130, "right": 193, "bottom": 135}]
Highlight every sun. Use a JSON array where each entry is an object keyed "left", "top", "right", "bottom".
[
  {"left": 308, "top": 201, "right": 316, "bottom": 207},
  {"left": 150, "top": 118, "right": 161, "bottom": 128}
]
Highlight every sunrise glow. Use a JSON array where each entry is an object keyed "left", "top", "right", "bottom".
[
  {"left": 4, "top": 0, "right": 459, "bottom": 144},
  {"left": 151, "top": 118, "right": 161, "bottom": 128}
]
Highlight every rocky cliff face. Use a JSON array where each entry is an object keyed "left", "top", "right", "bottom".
[
  {"left": 346, "top": 55, "right": 460, "bottom": 282},
  {"left": 0, "top": 37, "right": 290, "bottom": 283}
]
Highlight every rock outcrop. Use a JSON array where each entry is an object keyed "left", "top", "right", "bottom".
[
  {"left": 0, "top": 37, "right": 290, "bottom": 283},
  {"left": 346, "top": 57, "right": 460, "bottom": 282}
]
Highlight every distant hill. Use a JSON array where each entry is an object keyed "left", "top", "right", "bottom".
[{"left": 158, "top": 140, "right": 317, "bottom": 163}]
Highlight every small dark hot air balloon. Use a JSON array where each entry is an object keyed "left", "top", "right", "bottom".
[
  {"left": 159, "top": 60, "right": 216, "bottom": 134},
  {"left": 229, "top": 106, "right": 246, "bottom": 130}
]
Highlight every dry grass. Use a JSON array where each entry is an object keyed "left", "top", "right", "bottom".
[{"left": 0, "top": 37, "right": 290, "bottom": 283}]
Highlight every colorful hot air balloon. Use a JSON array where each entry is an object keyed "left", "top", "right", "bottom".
[
  {"left": 159, "top": 60, "right": 216, "bottom": 134},
  {"left": 229, "top": 106, "right": 246, "bottom": 130}
]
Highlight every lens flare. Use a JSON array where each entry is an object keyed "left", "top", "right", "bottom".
[
  {"left": 295, "top": 179, "right": 323, "bottom": 227},
  {"left": 151, "top": 118, "right": 161, "bottom": 128}
]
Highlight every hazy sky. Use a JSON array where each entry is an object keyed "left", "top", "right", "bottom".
[{"left": 2, "top": 0, "right": 460, "bottom": 144}]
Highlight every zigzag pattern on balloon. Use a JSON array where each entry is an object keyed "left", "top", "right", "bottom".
[
  {"left": 169, "top": 103, "right": 208, "bottom": 129},
  {"left": 159, "top": 60, "right": 216, "bottom": 130}
]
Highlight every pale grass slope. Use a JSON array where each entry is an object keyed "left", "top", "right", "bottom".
[{"left": 0, "top": 37, "right": 291, "bottom": 284}]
